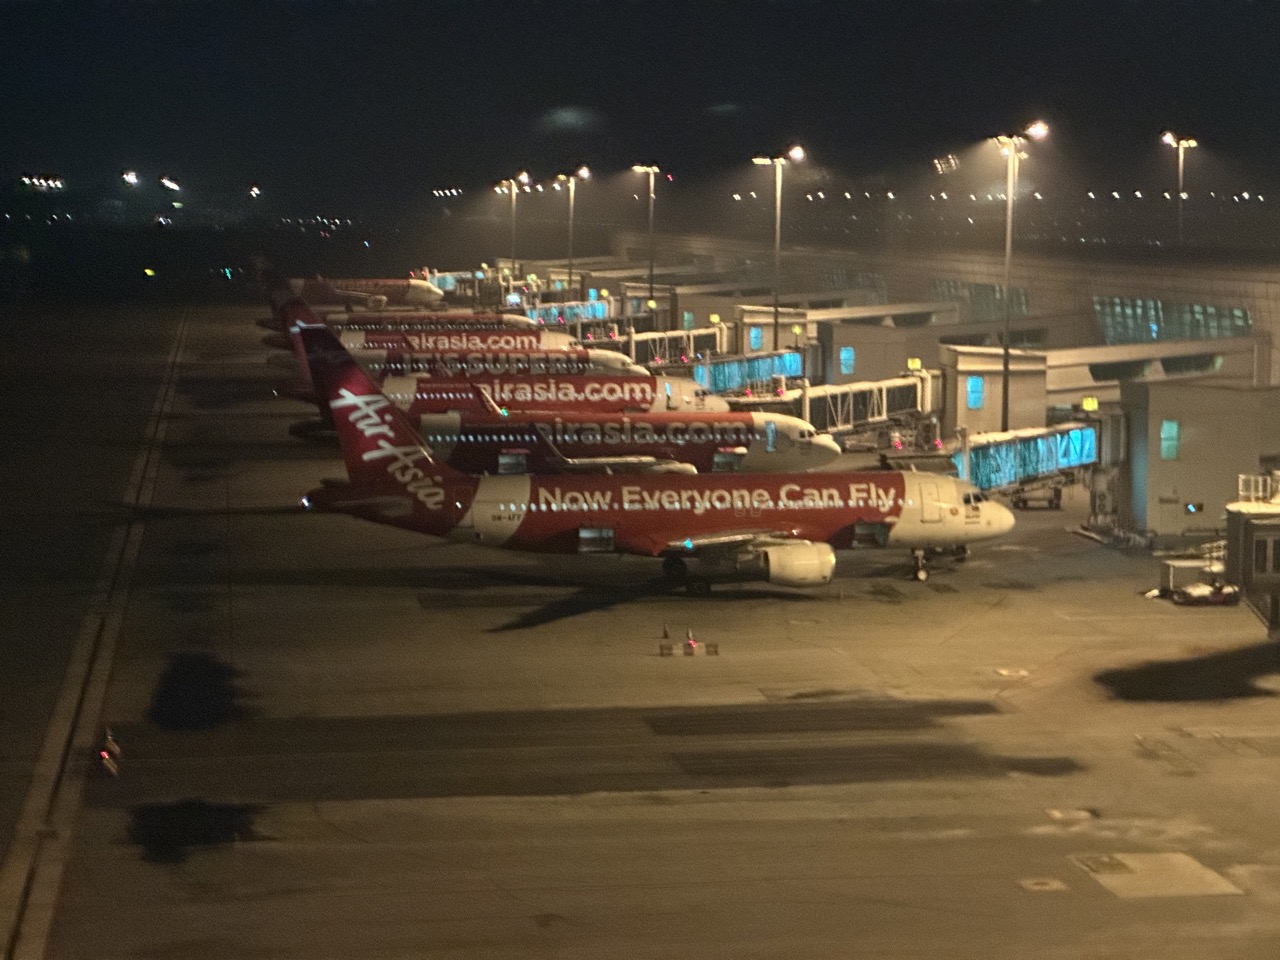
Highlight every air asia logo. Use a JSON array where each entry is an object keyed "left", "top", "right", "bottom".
[
  {"left": 394, "top": 332, "right": 540, "bottom": 352},
  {"left": 481, "top": 378, "right": 657, "bottom": 406},
  {"left": 330, "top": 389, "right": 445, "bottom": 509}
]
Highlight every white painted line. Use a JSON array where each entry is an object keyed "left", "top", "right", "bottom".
[{"left": 0, "top": 313, "right": 190, "bottom": 960}]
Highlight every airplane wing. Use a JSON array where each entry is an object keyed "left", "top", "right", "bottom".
[
  {"left": 331, "top": 289, "right": 389, "bottom": 309},
  {"left": 658, "top": 530, "right": 802, "bottom": 556},
  {"left": 555, "top": 455, "right": 698, "bottom": 475}
]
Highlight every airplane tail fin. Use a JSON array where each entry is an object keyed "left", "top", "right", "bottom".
[
  {"left": 297, "top": 323, "right": 463, "bottom": 491},
  {"left": 284, "top": 299, "right": 326, "bottom": 396}
]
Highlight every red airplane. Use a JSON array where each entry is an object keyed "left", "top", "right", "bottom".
[
  {"left": 281, "top": 312, "right": 647, "bottom": 401},
  {"left": 299, "top": 326, "right": 1016, "bottom": 588},
  {"left": 338, "top": 327, "right": 576, "bottom": 353}
]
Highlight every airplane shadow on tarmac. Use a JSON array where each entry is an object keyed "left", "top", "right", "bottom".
[
  {"left": 177, "top": 373, "right": 278, "bottom": 410},
  {"left": 147, "top": 651, "right": 251, "bottom": 730},
  {"left": 406, "top": 564, "right": 822, "bottom": 632},
  {"left": 1095, "top": 639, "right": 1280, "bottom": 701}
]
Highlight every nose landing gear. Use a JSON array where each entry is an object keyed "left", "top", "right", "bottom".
[{"left": 911, "top": 550, "right": 930, "bottom": 581}]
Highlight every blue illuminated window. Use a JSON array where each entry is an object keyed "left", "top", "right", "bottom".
[
  {"left": 1160, "top": 419, "right": 1180, "bottom": 460},
  {"left": 749, "top": 326, "right": 764, "bottom": 351},
  {"left": 966, "top": 375, "right": 984, "bottom": 410},
  {"left": 839, "top": 347, "right": 855, "bottom": 376},
  {"left": 766, "top": 420, "right": 777, "bottom": 452}
]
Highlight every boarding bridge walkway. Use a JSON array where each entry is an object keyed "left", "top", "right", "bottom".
[
  {"left": 722, "top": 372, "right": 936, "bottom": 444},
  {"left": 952, "top": 422, "right": 1100, "bottom": 502}
]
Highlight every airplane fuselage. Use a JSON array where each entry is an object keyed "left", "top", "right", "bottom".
[
  {"left": 349, "top": 348, "right": 637, "bottom": 379},
  {"left": 313, "top": 466, "right": 1011, "bottom": 558},
  {"left": 417, "top": 410, "right": 842, "bottom": 474}
]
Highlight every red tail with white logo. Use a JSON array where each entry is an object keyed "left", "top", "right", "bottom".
[{"left": 299, "top": 324, "right": 474, "bottom": 535}]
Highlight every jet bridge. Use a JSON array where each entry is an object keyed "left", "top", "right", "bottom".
[
  {"left": 953, "top": 422, "right": 1099, "bottom": 501},
  {"left": 724, "top": 372, "right": 937, "bottom": 444}
]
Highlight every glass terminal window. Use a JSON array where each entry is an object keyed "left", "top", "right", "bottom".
[
  {"left": 1160, "top": 419, "right": 1180, "bottom": 460},
  {"left": 966, "top": 375, "right": 984, "bottom": 410}
]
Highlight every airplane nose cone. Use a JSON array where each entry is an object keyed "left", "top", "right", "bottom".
[
  {"left": 990, "top": 501, "right": 1017, "bottom": 536},
  {"left": 813, "top": 433, "right": 842, "bottom": 456}
]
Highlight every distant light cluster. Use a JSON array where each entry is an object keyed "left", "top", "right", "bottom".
[
  {"left": 433, "top": 188, "right": 463, "bottom": 197},
  {"left": 728, "top": 188, "right": 1265, "bottom": 204},
  {"left": 21, "top": 175, "right": 64, "bottom": 191}
]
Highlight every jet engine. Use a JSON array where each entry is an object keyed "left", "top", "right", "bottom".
[{"left": 750, "top": 541, "right": 837, "bottom": 587}]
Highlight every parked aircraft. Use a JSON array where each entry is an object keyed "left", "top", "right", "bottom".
[
  {"left": 260, "top": 307, "right": 540, "bottom": 333},
  {"left": 298, "top": 326, "right": 1015, "bottom": 588},
  {"left": 338, "top": 327, "right": 577, "bottom": 352},
  {"left": 412, "top": 405, "right": 841, "bottom": 476},
  {"left": 262, "top": 324, "right": 557, "bottom": 352},
  {"left": 277, "top": 275, "right": 443, "bottom": 309},
  {"left": 346, "top": 348, "right": 646, "bottom": 380},
  {"left": 263, "top": 298, "right": 538, "bottom": 332},
  {"left": 282, "top": 313, "right": 722, "bottom": 413},
  {"left": 282, "top": 316, "right": 647, "bottom": 398}
]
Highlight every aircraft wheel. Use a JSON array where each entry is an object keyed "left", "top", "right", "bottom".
[{"left": 662, "top": 556, "right": 688, "bottom": 579}]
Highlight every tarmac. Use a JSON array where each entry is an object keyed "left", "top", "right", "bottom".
[{"left": 4, "top": 300, "right": 1280, "bottom": 959}]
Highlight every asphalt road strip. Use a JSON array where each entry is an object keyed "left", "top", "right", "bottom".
[{"left": 0, "top": 312, "right": 190, "bottom": 960}]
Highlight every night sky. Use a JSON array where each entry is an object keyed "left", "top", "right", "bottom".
[{"left": 3, "top": 0, "right": 1278, "bottom": 215}]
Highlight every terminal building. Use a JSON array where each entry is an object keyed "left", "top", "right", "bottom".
[{"left": 484, "top": 232, "right": 1280, "bottom": 551}]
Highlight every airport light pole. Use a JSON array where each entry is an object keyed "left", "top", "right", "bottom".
[
  {"left": 1161, "top": 130, "right": 1197, "bottom": 247},
  {"left": 496, "top": 170, "right": 530, "bottom": 284},
  {"left": 753, "top": 145, "right": 805, "bottom": 352},
  {"left": 631, "top": 164, "right": 660, "bottom": 311},
  {"left": 993, "top": 121, "right": 1047, "bottom": 432},
  {"left": 556, "top": 165, "right": 590, "bottom": 295}
]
